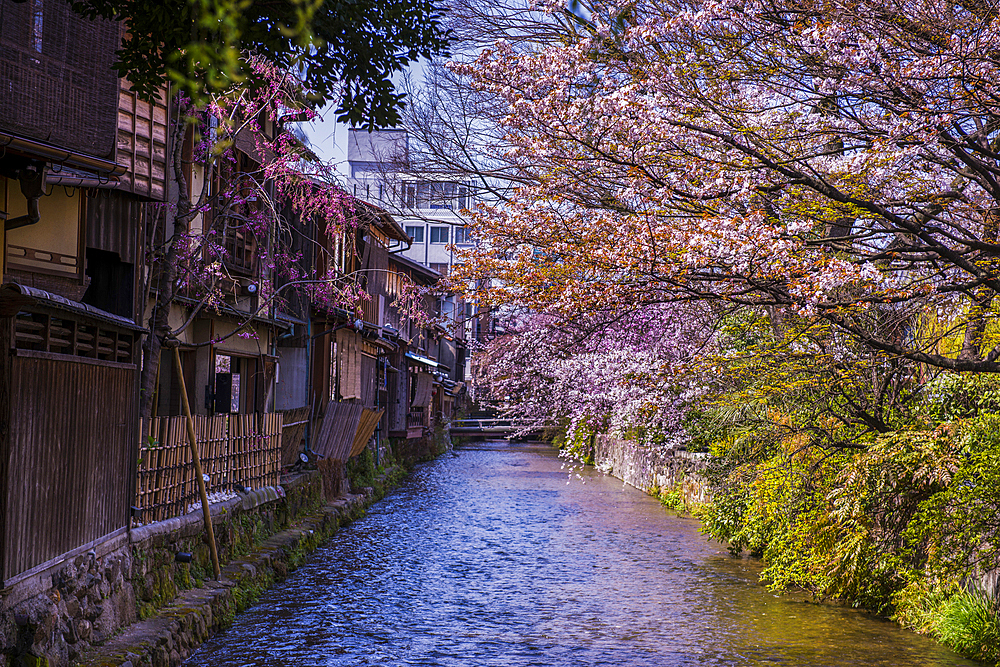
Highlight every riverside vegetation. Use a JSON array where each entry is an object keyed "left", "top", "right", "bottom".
[{"left": 637, "top": 370, "right": 1000, "bottom": 665}]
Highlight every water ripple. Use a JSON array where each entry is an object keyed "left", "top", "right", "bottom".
[{"left": 185, "top": 442, "right": 981, "bottom": 667}]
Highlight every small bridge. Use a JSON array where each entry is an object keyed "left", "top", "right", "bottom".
[{"left": 449, "top": 418, "right": 547, "bottom": 438}]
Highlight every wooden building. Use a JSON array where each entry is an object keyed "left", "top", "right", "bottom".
[
  {"left": 0, "top": 0, "right": 163, "bottom": 585},
  {"left": 305, "top": 199, "right": 412, "bottom": 462},
  {"left": 383, "top": 255, "right": 447, "bottom": 440},
  {"left": 0, "top": 0, "right": 464, "bottom": 591}
]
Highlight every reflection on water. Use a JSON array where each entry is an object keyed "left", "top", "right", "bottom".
[{"left": 185, "top": 441, "right": 981, "bottom": 667}]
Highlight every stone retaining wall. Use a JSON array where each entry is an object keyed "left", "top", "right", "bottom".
[
  {"left": 593, "top": 435, "right": 711, "bottom": 506},
  {"left": 76, "top": 493, "right": 372, "bottom": 667},
  {"left": 1, "top": 470, "right": 328, "bottom": 667}
]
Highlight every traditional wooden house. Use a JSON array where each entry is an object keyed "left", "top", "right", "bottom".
[
  {"left": 304, "top": 199, "right": 411, "bottom": 466},
  {"left": 381, "top": 255, "right": 445, "bottom": 440},
  {"left": 0, "top": 0, "right": 165, "bottom": 587},
  {"left": 146, "top": 122, "right": 290, "bottom": 420}
]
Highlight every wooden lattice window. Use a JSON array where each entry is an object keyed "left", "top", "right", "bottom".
[
  {"left": 13, "top": 310, "right": 136, "bottom": 364},
  {"left": 224, "top": 224, "right": 256, "bottom": 274},
  {"left": 220, "top": 152, "right": 261, "bottom": 276}
]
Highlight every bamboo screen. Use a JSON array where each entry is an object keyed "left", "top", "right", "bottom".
[
  {"left": 0, "top": 0, "right": 119, "bottom": 159},
  {"left": 135, "top": 413, "right": 283, "bottom": 524}
]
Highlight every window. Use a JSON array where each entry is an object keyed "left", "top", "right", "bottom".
[
  {"left": 430, "top": 226, "right": 449, "bottom": 244},
  {"left": 403, "top": 184, "right": 417, "bottom": 209},
  {"left": 213, "top": 354, "right": 241, "bottom": 413},
  {"left": 219, "top": 152, "right": 259, "bottom": 275},
  {"left": 414, "top": 181, "right": 470, "bottom": 210},
  {"left": 430, "top": 262, "right": 449, "bottom": 276},
  {"left": 406, "top": 225, "right": 424, "bottom": 243},
  {"left": 31, "top": 0, "right": 44, "bottom": 53},
  {"left": 454, "top": 226, "right": 473, "bottom": 245},
  {"left": 224, "top": 224, "right": 256, "bottom": 274},
  {"left": 82, "top": 248, "right": 134, "bottom": 319}
]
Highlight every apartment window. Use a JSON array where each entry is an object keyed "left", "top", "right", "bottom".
[
  {"left": 415, "top": 181, "right": 470, "bottom": 210},
  {"left": 403, "top": 183, "right": 416, "bottom": 209},
  {"left": 430, "top": 262, "right": 449, "bottom": 276},
  {"left": 406, "top": 226, "right": 424, "bottom": 243},
  {"left": 454, "top": 226, "right": 473, "bottom": 245},
  {"left": 430, "top": 226, "right": 449, "bottom": 244}
]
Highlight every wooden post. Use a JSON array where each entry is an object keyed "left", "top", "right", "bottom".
[
  {"left": 172, "top": 344, "right": 222, "bottom": 581},
  {"left": 0, "top": 316, "right": 12, "bottom": 581}
]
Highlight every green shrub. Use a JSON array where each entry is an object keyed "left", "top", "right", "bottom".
[
  {"left": 346, "top": 447, "right": 378, "bottom": 491},
  {"left": 922, "top": 373, "right": 1000, "bottom": 422},
  {"left": 658, "top": 488, "right": 686, "bottom": 513},
  {"left": 895, "top": 580, "right": 1000, "bottom": 664},
  {"left": 935, "top": 588, "right": 1000, "bottom": 663},
  {"left": 561, "top": 425, "right": 596, "bottom": 465}
]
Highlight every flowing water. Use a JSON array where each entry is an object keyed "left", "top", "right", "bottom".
[{"left": 184, "top": 441, "right": 981, "bottom": 666}]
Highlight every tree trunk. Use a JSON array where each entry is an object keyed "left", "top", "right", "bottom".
[{"left": 139, "top": 95, "right": 196, "bottom": 421}]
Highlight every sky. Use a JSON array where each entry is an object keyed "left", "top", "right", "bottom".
[
  {"left": 301, "top": 107, "right": 350, "bottom": 174},
  {"left": 298, "top": 62, "right": 429, "bottom": 179}
]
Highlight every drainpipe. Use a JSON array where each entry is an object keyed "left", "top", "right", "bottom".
[
  {"left": 4, "top": 164, "right": 46, "bottom": 231},
  {"left": 304, "top": 319, "right": 313, "bottom": 455}
]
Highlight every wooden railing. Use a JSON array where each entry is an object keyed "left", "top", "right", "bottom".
[
  {"left": 134, "top": 413, "right": 282, "bottom": 524},
  {"left": 407, "top": 406, "right": 427, "bottom": 431}
]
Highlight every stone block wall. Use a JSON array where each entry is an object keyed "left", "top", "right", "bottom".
[
  {"left": 2, "top": 537, "right": 134, "bottom": 667},
  {"left": 593, "top": 435, "right": 710, "bottom": 506},
  {"left": 1, "top": 471, "right": 323, "bottom": 666}
]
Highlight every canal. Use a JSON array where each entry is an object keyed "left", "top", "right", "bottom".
[{"left": 185, "top": 441, "right": 980, "bottom": 666}]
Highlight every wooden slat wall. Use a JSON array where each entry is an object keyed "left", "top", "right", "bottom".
[
  {"left": 3, "top": 355, "right": 137, "bottom": 581},
  {"left": 85, "top": 190, "right": 145, "bottom": 264},
  {"left": 0, "top": 0, "right": 120, "bottom": 161},
  {"left": 312, "top": 401, "right": 364, "bottom": 461},
  {"left": 368, "top": 243, "right": 388, "bottom": 303},
  {"left": 387, "top": 367, "right": 407, "bottom": 433},
  {"left": 349, "top": 409, "right": 383, "bottom": 458},
  {"left": 134, "top": 413, "right": 282, "bottom": 524},
  {"left": 279, "top": 406, "right": 310, "bottom": 466},
  {"left": 360, "top": 354, "right": 378, "bottom": 409},
  {"left": 116, "top": 83, "right": 169, "bottom": 202}
]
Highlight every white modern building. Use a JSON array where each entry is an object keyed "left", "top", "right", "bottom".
[
  {"left": 345, "top": 129, "right": 476, "bottom": 277},
  {"left": 345, "top": 128, "right": 492, "bottom": 379}
]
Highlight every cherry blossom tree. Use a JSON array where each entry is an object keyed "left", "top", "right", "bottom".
[
  {"left": 447, "top": 0, "right": 1000, "bottom": 376},
  {"left": 140, "top": 59, "right": 429, "bottom": 419},
  {"left": 474, "top": 303, "right": 716, "bottom": 448}
]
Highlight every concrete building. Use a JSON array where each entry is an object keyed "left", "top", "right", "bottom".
[
  {"left": 345, "top": 128, "right": 484, "bottom": 380},
  {"left": 345, "top": 129, "right": 475, "bottom": 275}
]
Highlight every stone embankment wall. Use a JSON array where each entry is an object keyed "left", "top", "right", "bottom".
[
  {"left": 0, "top": 468, "right": 393, "bottom": 667},
  {"left": 593, "top": 435, "right": 710, "bottom": 506}
]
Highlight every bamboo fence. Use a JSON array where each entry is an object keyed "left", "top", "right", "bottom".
[{"left": 135, "top": 413, "right": 283, "bottom": 523}]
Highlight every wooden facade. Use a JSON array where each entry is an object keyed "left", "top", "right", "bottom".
[
  {"left": 0, "top": 0, "right": 120, "bottom": 164},
  {"left": 0, "top": 295, "right": 140, "bottom": 583},
  {"left": 0, "top": 0, "right": 153, "bottom": 584},
  {"left": 115, "top": 84, "right": 169, "bottom": 201},
  {"left": 0, "top": 0, "right": 469, "bottom": 597}
]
